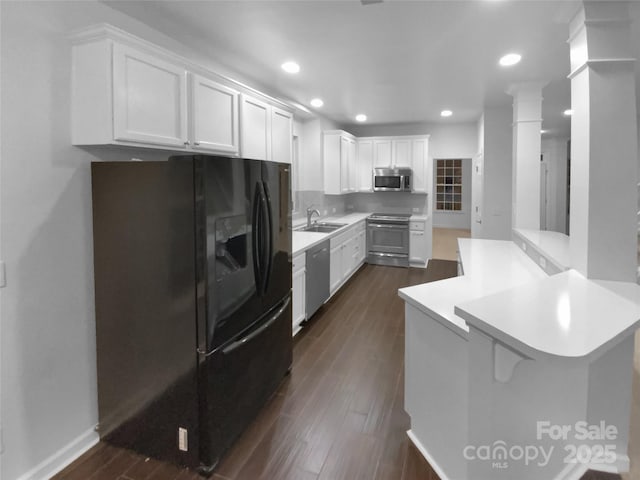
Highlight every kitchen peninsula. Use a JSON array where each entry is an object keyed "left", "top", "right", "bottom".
[{"left": 399, "top": 235, "right": 640, "bottom": 480}]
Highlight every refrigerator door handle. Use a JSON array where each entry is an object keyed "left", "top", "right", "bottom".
[
  {"left": 221, "top": 295, "right": 291, "bottom": 355},
  {"left": 261, "top": 181, "right": 273, "bottom": 293},
  {"left": 252, "top": 183, "right": 263, "bottom": 293}
]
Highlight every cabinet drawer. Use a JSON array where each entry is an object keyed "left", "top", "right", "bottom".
[
  {"left": 293, "top": 252, "right": 305, "bottom": 272},
  {"left": 410, "top": 221, "right": 426, "bottom": 231}
]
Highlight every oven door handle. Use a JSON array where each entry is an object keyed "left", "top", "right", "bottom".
[{"left": 368, "top": 224, "right": 408, "bottom": 229}]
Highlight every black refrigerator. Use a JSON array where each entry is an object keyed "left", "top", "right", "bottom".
[{"left": 91, "top": 155, "right": 292, "bottom": 473}]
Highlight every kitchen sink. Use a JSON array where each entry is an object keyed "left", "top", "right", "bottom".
[{"left": 297, "top": 222, "right": 347, "bottom": 233}]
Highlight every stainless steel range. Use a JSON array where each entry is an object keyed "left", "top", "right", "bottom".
[{"left": 366, "top": 213, "right": 411, "bottom": 267}]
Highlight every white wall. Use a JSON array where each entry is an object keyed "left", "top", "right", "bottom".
[
  {"left": 541, "top": 137, "right": 569, "bottom": 234},
  {"left": 479, "top": 107, "right": 513, "bottom": 240},
  {"left": 0, "top": 2, "right": 260, "bottom": 479}
]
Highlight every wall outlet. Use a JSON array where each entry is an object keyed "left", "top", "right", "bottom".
[
  {"left": 332, "top": 207, "right": 336, "bottom": 213},
  {"left": 323, "top": 209, "right": 328, "bottom": 216},
  {"left": 0, "top": 261, "right": 6, "bottom": 288},
  {"left": 412, "top": 207, "right": 420, "bottom": 213}
]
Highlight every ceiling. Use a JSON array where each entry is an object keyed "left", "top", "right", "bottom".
[{"left": 105, "top": 0, "right": 640, "bottom": 138}]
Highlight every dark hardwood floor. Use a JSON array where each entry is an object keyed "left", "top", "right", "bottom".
[{"left": 53, "top": 261, "right": 621, "bottom": 480}]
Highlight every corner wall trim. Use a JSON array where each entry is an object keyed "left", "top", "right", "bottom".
[{"left": 15, "top": 427, "right": 99, "bottom": 480}]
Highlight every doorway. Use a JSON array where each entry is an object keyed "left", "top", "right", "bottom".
[{"left": 432, "top": 158, "right": 472, "bottom": 260}]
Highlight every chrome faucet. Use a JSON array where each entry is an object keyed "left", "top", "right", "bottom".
[{"left": 306, "top": 206, "right": 321, "bottom": 227}]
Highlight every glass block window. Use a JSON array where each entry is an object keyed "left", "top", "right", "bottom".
[{"left": 436, "top": 159, "right": 463, "bottom": 211}]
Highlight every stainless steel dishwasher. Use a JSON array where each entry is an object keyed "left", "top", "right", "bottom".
[{"left": 305, "top": 239, "right": 330, "bottom": 320}]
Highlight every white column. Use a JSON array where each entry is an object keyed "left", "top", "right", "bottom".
[
  {"left": 507, "top": 83, "right": 545, "bottom": 231},
  {"left": 568, "top": 1, "right": 638, "bottom": 282}
]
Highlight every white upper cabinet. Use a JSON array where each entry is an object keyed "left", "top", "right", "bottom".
[
  {"left": 112, "top": 44, "right": 188, "bottom": 147},
  {"left": 357, "top": 139, "right": 373, "bottom": 192},
  {"left": 240, "top": 94, "right": 271, "bottom": 161},
  {"left": 357, "top": 135, "right": 429, "bottom": 193},
  {"left": 190, "top": 74, "right": 239, "bottom": 153},
  {"left": 271, "top": 106, "right": 293, "bottom": 164},
  {"left": 348, "top": 138, "right": 357, "bottom": 192},
  {"left": 411, "top": 137, "right": 429, "bottom": 193},
  {"left": 240, "top": 95, "right": 294, "bottom": 163},
  {"left": 71, "top": 25, "right": 292, "bottom": 160},
  {"left": 374, "top": 139, "right": 393, "bottom": 167},
  {"left": 323, "top": 130, "right": 356, "bottom": 195},
  {"left": 393, "top": 139, "right": 412, "bottom": 167}
]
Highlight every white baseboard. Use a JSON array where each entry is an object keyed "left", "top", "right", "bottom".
[
  {"left": 16, "top": 427, "right": 99, "bottom": 480},
  {"left": 407, "top": 429, "right": 452, "bottom": 480},
  {"left": 553, "top": 461, "right": 589, "bottom": 480},
  {"left": 408, "top": 429, "right": 628, "bottom": 480}
]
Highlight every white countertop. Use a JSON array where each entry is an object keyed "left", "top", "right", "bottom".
[
  {"left": 455, "top": 269, "right": 640, "bottom": 361},
  {"left": 410, "top": 214, "right": 429, "bottom": 221},
  {"left": 399, "top": 235, "right": 640, "bottom": 361},
  {"left": 292, "top": 212, "right": 371, "bottom": 256},
  {"left": 398, "top": 239, "right": 547, "bottom": 337}
]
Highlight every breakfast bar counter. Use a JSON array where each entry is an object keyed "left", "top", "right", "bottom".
[{"left": 399, "top": 237, "right": 640, "bottom": 480}]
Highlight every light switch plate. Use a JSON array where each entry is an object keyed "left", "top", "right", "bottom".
[
  {"left": 178, "top": 427, "right": 188, "bottom": 451},
  {"left": 539, "top": 257, "right": 547, "bottom": 270},
  {"left": 0, "top": 261, "right": 6, "bottom": 288}
]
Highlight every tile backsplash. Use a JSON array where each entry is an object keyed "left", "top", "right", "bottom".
[{"left": 293, "top": 190, "right": 428, "bottom": 219}]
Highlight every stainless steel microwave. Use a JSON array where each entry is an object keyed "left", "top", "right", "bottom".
[{"left": 372, "top": 167, "right": 412, "bottom": 192}]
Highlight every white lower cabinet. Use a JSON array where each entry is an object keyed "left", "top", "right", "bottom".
[
  {"left": 329, "top": 220, "right": 367, "bottom": 297},
  {"left": 292, "top": 252, "right": 306, "bottom": 335},
  {"left": 409, "top": 219, "right": 431, "bottom": 267},
  {"left": 329, "top": 242, "right": 343, "bottom": 295}
]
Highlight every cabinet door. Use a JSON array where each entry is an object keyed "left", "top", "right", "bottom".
[
  {"left": 191, "top": 74, "right": 239, "bottom": 153},
  {"left": 348, "top": 139, "right": 357, "bottom": 192},
  {"left": 323, "top": 134, "right": 342, "bottom": 195},
  {"left": 410, "top": 229, "right": 427, "bottom": 264},
  {"left": 330, "top": 244, "right": 343, "bottom": 294},
  {"left": 240, "top": 94, "right": 271, "bottom": 161},
  {"left": 357, "top": 140, "right": 373, "bottom": 192},
  {"left": 358, "top": 230, "right": 366, "bottom": 263},
  {"left": 411, "top": 138, "right": 429, "bottom": 193},
  {"left": 292, "top": 267, "right": 306, "bottom": 330},
  {"left": 340, "top": 136, "right": 350, "bottom": 194},
  {"left": 271, "top": 106, "right": 293, "bottom": 164},
  {"left": 374, "top": 139, "right": 393, "bottom": 167},
  {"left": 393, "top": 139, "right": 411, "bottom": 167},
  {"left": 113, "top": 44, "right": 188, "bottom": 147},
  {"left": 342, "top": 238, "right": 356, "bottom": 280}
]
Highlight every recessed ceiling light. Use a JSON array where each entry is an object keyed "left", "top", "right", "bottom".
[
  {"left": 499, "top": 53, "right": 522, "bottom": 67},
  {"left": 355, "top": 114, "right": 367, "bottom": 122},
  {"left": 281, "top": 61, "right": 300, "bottom": 74},
  {"left": 310, "top": 98, "right": 324, "bottom": 108},
  {"left": 563, "top": 109, "right": 573, "bottom": 116},
  {"left": 440, "top": 110, "right": 453, "bottom": 117}
]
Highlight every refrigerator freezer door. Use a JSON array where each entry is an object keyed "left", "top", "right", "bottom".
[{"left": 198, "top": 294, "right": 292, "bottom": 471}]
